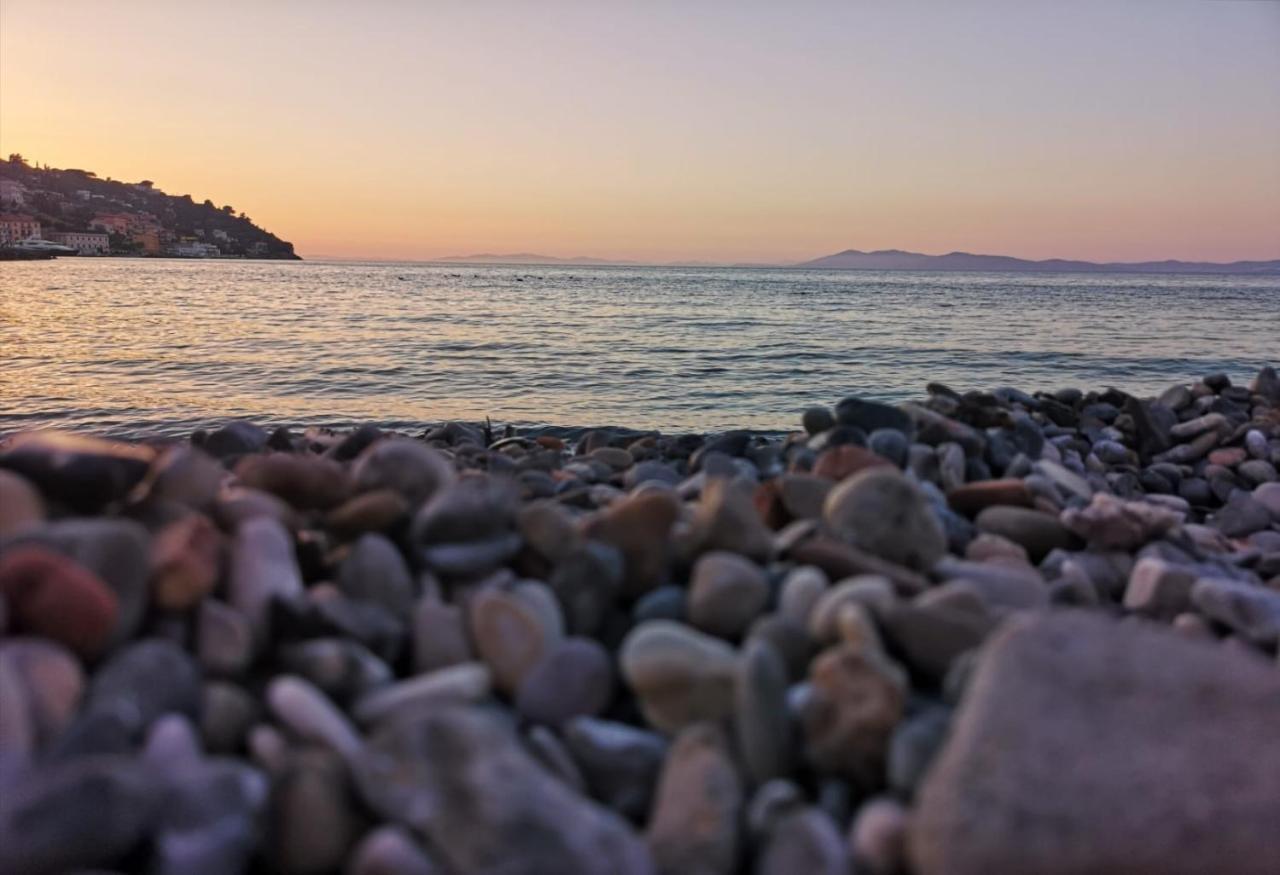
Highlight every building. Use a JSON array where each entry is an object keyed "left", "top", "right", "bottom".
[
  {"left": 0, "top": 213, "right": 41, "bottom": 243},
  {"left": 172, "top": 241, "right": 220, "bottom": 258},
  {"left": 46, "top": 230, "right": 110, "bottom": 255},
  {"left": 0, "top": 179, "right": 28, "bottom": 205},
  {"left": 132, "top": 229, "right": 162, "bottom": 255},
  {"left": 89, "top": 213, "right": 134, "bottom": 234}
]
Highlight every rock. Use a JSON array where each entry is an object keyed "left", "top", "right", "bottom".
[
  {"left": 646, "top": 723, "right": 743, "bottom": 875},
  {"left": 267, "top": 675, "right": 364, "bottom": 760},
  {"left": 0, "top": 755, "right": 161, "bottom": 873},
  {"left": 413, "top": 475, "right": 521, "bottom": 576},
  {"left": 548, "top": 541, "right": 624, "bottom": 635},
  {"left": 1124, "top": 557, "right": 1197, "bottom": 619},
  {"left": 835, "top": 397, "right": 913, "bottom": 435},
  {"left": 1061, "top": 492, "right": 1182, "bottom": 550},
  {"left": 879, "top": 600, "right": 990, "bottom": 684},
  {"left": 0, "top": 547, "right": 119, "bottom": 658},
  {"left": 688, "top": 551, "right": 770, "bottom": 638},
  {"left": 887, "top": 706, "right": 951, "bottom": 796},
  {"left": 867, "top": 428, "right": 910, "bottom": 468},
  {"left": 777, "top": 474, "right": 834, "bottom": 521},
  {"left": 352, "top": 663, "right": 491, "bottom": 726},
  {"left": 582, "top": 490, "right": 680, "bottom": 596},
  {"left": 812, "top": 445, "right": 893, "bottom": 481},
  {"left": 196, "top": 599, "right": 254, "bottom": 675},
  {"left": 412, "top": 597, "right": 472, "bottom": 673},
  {"left": 823, "top": 468, "right": 947, "bottom": 571},
  {"left": 807, "top": 575, "right": 896, "bottom": 643},
  {"left": 1211, "top": 493, "right": 1273, "bottom": 538},
  {"left": 0, "top": 430, "right": 155, "bottom": 512},
  {"left": 778, "top": 565, "right": 828, "bottom": 627},
  {"left": 0, "top": 469, "right": 44, "bottom": 535},
  {"left": 1255, "top": 481, "right": 1280, "bottom": 519},
  {"left": 802, "top": 644, "right": 907, "bottom": 784},
  {"left": 789, "top": 537, "right": 931, "bottom": 596},
  {"left": 351, "top": 437, "right": 456, "bottom": 505},
  {"left": 734, "top": 639, "right": 791, "bottom": 785},
  {"left": 346, "top": 825, "right": 442, "bottom": 875},
  {"left": 963, "top": 532, "right": 1030, "bottom": 564},
  {"left": 227, "top": 516, "right": 303, "bottom": 641},
  {"left": 150, "top": 514, "right": 223, "bottom": 611},
  {"left": 933, "top": 557, "right": 1048, "bottom": 609},
  {"left": 975, "top": 506, "right": 1074, "bottom": 562},
  {"left": 686, "top": 477, "right": 774, "bottom": 562},
  {"left": 337, "top": 533, "right": 414, "bottom": 616},
  {"left": 517, "top": 499, "right": 581, "bottom": 565},
  {"left": 620, "top": 620, "right": 738, "bottom": 734},
  {"left": 200, "top": 680, "right": 258, "bottom": 753},
  {"left": 946, "top": 478, "right": 1033, "bottom": 515},
  {"left": 0, "top": 638, "right": 84, "bottom": 746},
  {"left": 1169, "top": 412, "right": 1228, "bottom": 441},
  {"left": 1252, "top": 365, "right": 1280, "bottom": 401},
  {"left": 235, "top": 452, "right": 350, "bottom": 510},
  {"left": 516, "top": 637, "right": 613, "bottom": 725},
  {"left": 84, "top": 638, "right": 201, "bottom": 742},
  {"left": 271, "top": 748, "right": 362, "bottom": 875},
  {"left": 278, "top": 638, "right": 392, "bottom": 704},
  {"left": 909, "top": 611, "right": 1280, "bottom": 874},
  {"left": 850, "top": 796, "right": 909, "bottom": 875},
  {"left": 756, "top": 807, "right": 848, "bottom": 875},
  {"left": 591, "top": 446, "right": 634, "bottom": 470},
  {"left": 1190, "top": 578, "right": 1280, "bottom": 646},
  {"left": 802, "top": 406, "right": 836, "bottom": 435},
  {"left": 469, "top": 584, "right": 563, "bottom": 695},
  {"left": 204, "top": 421, "right": 268, "bottom": 458},
  {"left": 1239, "top": 459, "right": 1277, "bottom": 486},
  {"left": 325, "top": 488, "right": 409, "bottom": 539},
  {"left": 564, "top": 716, "right": 668, "bottom": 821},
  {"left": 355, "top": 706, "right": 653, "bottom": 875},
  {"left": 153, "top": 759, "right": 267, "bottom": 875}
]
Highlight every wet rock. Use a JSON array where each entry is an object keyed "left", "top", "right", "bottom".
[
  {"left": 352, "top": 438, "right": 456, "bottom": 506},
  {"left": 0, "top": 469, "right": 44, "bottom": 535},
  {"left": 150, "top": 513, "right": 223, "bottom": 611},
  {"left": 734, "top": 638, "right": 791, "bottom": 785},
  {"left": 620, "top": 620, "right": 737, "bottom": 733},
  {"left": 583, "top": 490, "right": 680, "bottom": 595},
  {"left": 975, "top": 505, "right": 1074, "bottom": 562},
  {"left": 516, "top": 637, "right": 613, "bottom": 725},
  {"left": 355, "top": 706, "right": 653, "bottom": 875},
  {"left": 910, "top": 611, "right": 1280, "bottom": 875},
  {"left": 802, "top": 644, "right": 907, "bottom": 784},
  {"left": 823, "top": 467, "right": 947, "bottom": 571},
  {"left": 646, "top": 723, "right": 743, "bottom": 875},
  {"left": 564, "top": 716, "right": 668, "bottom": 821},
  {"left": 688, "top": 551, "right": 770, "bottom": 638},
  {"left": 0, "top": 431, "right": 155, "bottom": 512},
  {"left": 0, "top": 547, "right": 119, "bottom": 658}
]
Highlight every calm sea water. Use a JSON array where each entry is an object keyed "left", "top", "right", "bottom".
[{"left": 1, "top": 258, "right": 1276, "bottom": 438}]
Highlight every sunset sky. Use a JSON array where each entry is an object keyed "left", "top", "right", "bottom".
[{"left": 2, "top": 1, "right": 1278, "bottom": 263}]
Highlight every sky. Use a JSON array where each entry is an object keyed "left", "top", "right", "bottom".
[{"left": 1, "top": 1, "right": 1278, "bottom": 263}]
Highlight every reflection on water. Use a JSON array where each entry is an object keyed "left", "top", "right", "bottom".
[{"left": 1, "top": 258, "right": 1276, "bottom": 437}]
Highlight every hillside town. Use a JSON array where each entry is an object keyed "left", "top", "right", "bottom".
[{"left": 0, "top": 156, "right": 298, "bottom": 259}]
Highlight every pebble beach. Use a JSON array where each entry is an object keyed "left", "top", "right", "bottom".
[{"left": 2, "top": 366, "right": 1280, "bottom": 874}]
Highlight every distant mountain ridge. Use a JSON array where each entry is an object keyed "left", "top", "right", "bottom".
[
  {"left": 435, "top": 252, "right": 634, "bottom": 265},
  {"left": 797, "top": 248, "right": 1280, "bottom": 275}
]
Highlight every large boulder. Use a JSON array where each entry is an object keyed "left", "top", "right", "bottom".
[{"left": 910, "top": 611, "right": 1280, "bottom": 874}]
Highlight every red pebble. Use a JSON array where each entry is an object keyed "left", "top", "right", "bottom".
[
  {"left": 813, "top": 445, "right": 894, "bottom": 481},
  {"left": 0, "top": 546, "right": 119, "bottom": 658}
]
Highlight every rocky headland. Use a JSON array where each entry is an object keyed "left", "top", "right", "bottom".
[{"left": 2, "top": 366, "right": 1280, "bottom": 874}]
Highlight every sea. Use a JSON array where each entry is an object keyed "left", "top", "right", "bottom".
[{"left": 1, "top": 258, "right": 1276, "bottom": 439}]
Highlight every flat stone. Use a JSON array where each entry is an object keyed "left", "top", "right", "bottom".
[
  {"left": 812, "top": 445, "right": 893, "bottom": 481},
  {"left": 355, "top": 706, "right": 653, "bottom": 875},
  {"left": 909, "top": 611, "right": 1280, "bottom": 874},
  {"left": 620, "top": 620, "right": 738, "bottom": 734},
  {"left": 353, "top": 662, "right": 491, "bottom": 726},
  {"left": 267, "top": 675, "right": 364, "bottom": 760},
  {"left": 688, "top": 551, "right": 770, "bottom": 638},
  {"left": 324, "top": 488, "right": 409, "bottom": 539},
  {"left": 516, "top": 637, "right": 613, "bottom": 726},
  {"left": 1190, "top": 578, "right": 1280, "bottom": 646},
  {"left": 0, "top": 547, "right": 118, "bottom": 658},
  {"left": 235, "top": 451, "right": 351, "bottom": 510},
  {"left": 975, "top": 506, "right": 1074, "bottom": 562},
  {"left": 946, "top": 479, "right": 1033, "bottom": 516},
  {"left": 646, "top": 723, "right": 743, "bottom": 875},
  {"left": 469, "top": 583, "right": 563, "bottom": 695},
  {"left": 823, "top": 468, "right": 946, "bottom": 572},
  {"left": 0, "top": 430, "right": 155, "bottom": 512}
]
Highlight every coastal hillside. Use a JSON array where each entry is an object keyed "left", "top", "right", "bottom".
[
  {"left": 0, "top": 155, "right": 299, "bottom": 259},
  {"left": 799, "top": 248, "right": 1280, "bottom": 275}
]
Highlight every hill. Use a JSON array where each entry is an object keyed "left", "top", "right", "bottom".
[
  {"left": 0, "top": 155, "right": 299, "bottom": 259},
  {"left": 797, "top": 248, "right": 1280, "bottom": 275}
]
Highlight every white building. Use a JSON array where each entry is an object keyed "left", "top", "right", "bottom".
[
  {"left": 46, "top": 230, "right": 110, "bottom": 254},
  {"left": 172, "top": 241, "right": 221, "bottom": 258},
  {"left": 0, "top": 179, "right": 27, "bottom": 205}
]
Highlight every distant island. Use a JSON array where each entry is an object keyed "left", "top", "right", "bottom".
[
  {"left": 0, "top": 155, "right": 299, "bottom": 259},
  {"left": 796, "top": 248, "right": 1280, "bottom": 275},
  {"left": 435, "top": 253, "right": 635, "bottom": 265}
]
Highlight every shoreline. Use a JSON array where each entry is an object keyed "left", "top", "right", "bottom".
[{"left": 1, "top": 368, "right": 1279, "bottom": 873}]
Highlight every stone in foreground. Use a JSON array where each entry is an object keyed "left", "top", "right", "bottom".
[{"left": 910, "top": 611, "right": 1280, "bottom": 875}]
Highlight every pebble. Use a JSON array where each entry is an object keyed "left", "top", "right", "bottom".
[
  {"left": 563, "top": 716, "right": 669, "bottom": 821},
  {"left": 0, "top": 638, "right": 84, "bottom": 747},
  {"left": 849, "top": 796, "right": 909, "bottom": 874},
  {"left": 778, "top": 565, "right": 828, "bottom": 627},
  {"left": 337, "top": 532, "right": 415, "bottom": 616},
  {"left": 227, "top": 516, "right": 304, "bottom": 640},
  {"left": 823, "top": 467, "right": 947, "bottom": 571},
  {"left": 802, "top": 644, "right": 907, "bottom": 783},
  {"left": 468, "top": 583, "right": 563, "bottom": 694},
  {"left": 516, "top": 637, "right": 613, "bottom": 725},
  {"left": 0, "top": 547, "right": 119, "bottom": 658},
  {"left": 1190, "top": 578, "right": 1280, "bottom": 646},
  {"left": 1061, "top": 492, "right": 1182, "bottom": 549},
  {"left": 734, "top": 638, "right": 792, "bottom": 784},
  {"left": 688, "top": 551, "right": 770, "bottom": 638},
  {"left": 974, "top": 505, "right": 1074, "bottom": 561},
  {"left": 271, "top": 748, "right": 362, "bottom": 874},
  {"left": 267, "top": 675, "right": 365, "bottom": 759},
  {"left": 646, "top": 722, "right": 743, "bottom": 875},
  {"left": 324, "top": 488, "right": 409, "bottom": 538},
  {"left": 1123, "top": 557, "right": 1197, "bottom": 618},
  {"left": 686, "top": 477, "right": 774, "bottom": 562},
  {"left": 351, "top": 437, "right": 456, "bottom": 505},
  {"left": 812, "top": 444, "right": 893, "bottom": 480},
  {"left": 0, "top": 430, "right": 155, "bottom": 511},
  {"left": 583, "top": 489, "right": 680, "bottom": 595},
  {"left": 757, "top": 807, "right": 848, "bottom": 875},
  {"left": 620, "top": 620, "right": 738, "bottom": 733},
  {"left": 149, "top": 513, "right": 223, "bottom": 611},
  {"left": 807, "top": 575, "right": 896, "bottom": 643},
  {"left": 346, "top": 825, "right": 442, "bottom": 875},
  {"left": 413, "top": 475, "right": 522, "bottom": 576},
  {"left": 0, "top": 469, "right": 45, "bottom": 535},
  {"left": 235, "top": 451, "right": 351, "bottom": 509}
]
